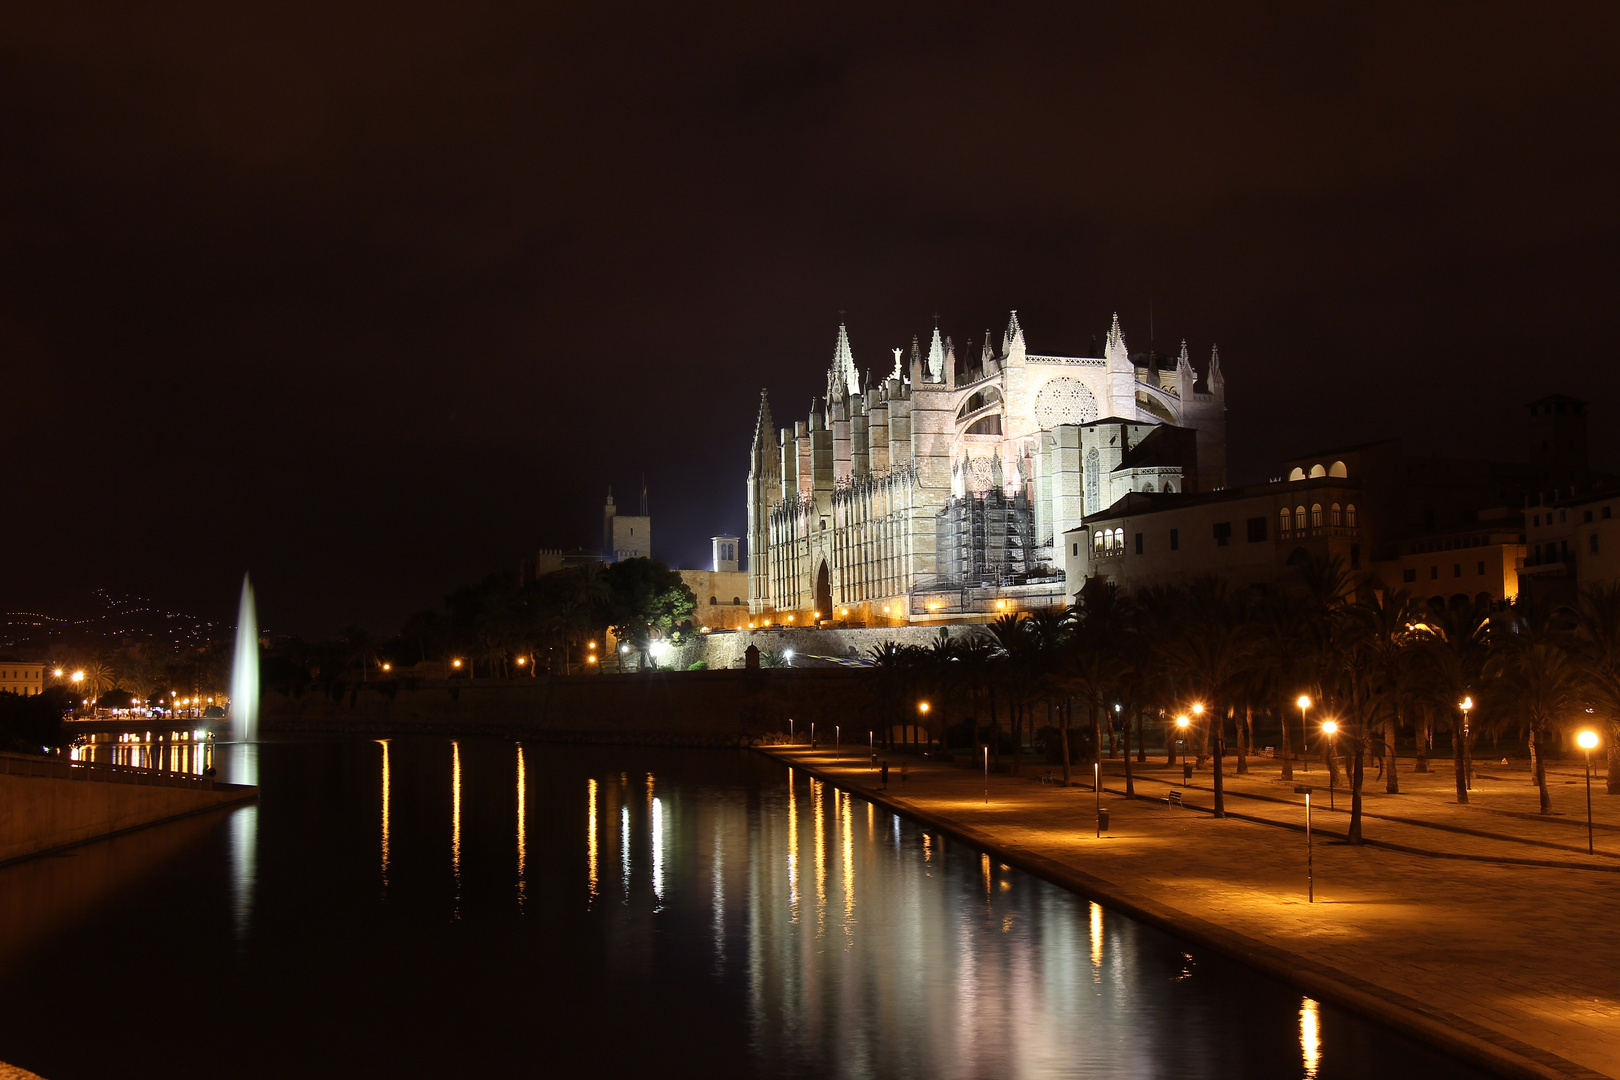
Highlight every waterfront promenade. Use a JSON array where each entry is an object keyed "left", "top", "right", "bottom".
[{"left": 763, "top": 745, "right": 1620, "bottom": 1080}]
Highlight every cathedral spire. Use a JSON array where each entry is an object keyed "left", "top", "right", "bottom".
[
  {"left": 1003, "top": 310, "right": 1026, "bottom": 365},
  {"left": 752, "top": 388, "right": 775, "bottom": 449},
  {"left": 926, "top": 325, "right": 945, "bottom": 382},
  {"left": 1003, "top": 310, "right": 1024, "bottom": 352},
  {"left": 828, "top": 321, "right": 859, "bottom": 402},
  {"left": 1105, "top": 312, "right": 1129, "bottom": 371},
  {"left": 1208, "top": 343, "right": 1224, "bottom": 393}
]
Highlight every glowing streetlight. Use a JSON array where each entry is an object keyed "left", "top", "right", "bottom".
[
  {"left": 381, "top": 662, "right": 392, "bottom": 672},
  {"left": 1297, "top": 695, "right": 1312, "bottom": 773},
  {"left": 71, "top": 671, "right": 84, "bottom": 684},
  {"left": 1321, "top": 720, "right": 1339, "bottom": 809},
  {"left": 452, "top": 659, "right": 463, "bottom": 669},
  {"left": 918, "top": 700, "right": 930, "bottom": 751},
  {"left": 1578, "top": 729, "right": 1600, "bottom": 854}
]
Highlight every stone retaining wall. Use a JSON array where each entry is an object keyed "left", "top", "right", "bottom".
[{"left": 0, "top": 770, "right": 255, "bottom": 865}]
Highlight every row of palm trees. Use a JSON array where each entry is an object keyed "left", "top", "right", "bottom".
[
  {"left": 868, "top": 556, "right": 1620, "bottom": 843},
  {"left": 46, "top": 644, "right": 232, "bottom": 709}
]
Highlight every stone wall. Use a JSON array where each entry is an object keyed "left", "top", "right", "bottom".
[{"left": 0, "top": 768, "right": 255, "bottom": 864}]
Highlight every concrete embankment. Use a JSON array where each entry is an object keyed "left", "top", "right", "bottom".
[
  {"left": 761, "top": 745, "right": 1618, "bottom": 1080},
  {"left": 0, "top": 755, "right": 256, "bottom": 865},
  {"left": 263, "top": 668, "right": 943, "bottom": 744}
]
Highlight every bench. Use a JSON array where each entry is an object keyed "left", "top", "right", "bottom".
[{"left": 1165, "top": 790, "right": 1183, "bottom": 808}]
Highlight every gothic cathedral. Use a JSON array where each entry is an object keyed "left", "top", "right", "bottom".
[{"left": 746, "top": 311, "right": 1227, "bottom": 622}]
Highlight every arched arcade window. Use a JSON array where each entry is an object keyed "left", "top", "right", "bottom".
[{"left": 1311, "top": 503, "right": 1324, "bottom": 528}]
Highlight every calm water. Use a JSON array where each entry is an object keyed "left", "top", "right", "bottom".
[{"left": 0, "top": 739, "right": 1492, "bottom": 1080}]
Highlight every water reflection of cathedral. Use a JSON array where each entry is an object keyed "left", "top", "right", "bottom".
[{"left": 747, "top": 312, "right": 1227, "bottom": 622}]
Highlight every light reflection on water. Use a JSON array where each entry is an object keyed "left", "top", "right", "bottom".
[{"left": 0, "top": 740, "right": 1497, "bottom": 1080}]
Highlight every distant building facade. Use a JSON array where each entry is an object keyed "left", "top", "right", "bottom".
[
  {"left": 0, "top": 660, "right": 45, "bottom": 697},
  {"left": 747, "top": 311, "right": 1228, "bottom": 623}
]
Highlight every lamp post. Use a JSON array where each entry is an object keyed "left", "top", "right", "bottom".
[
  {"left": 789, "top": 717, "right": 795, "bottom": 744},
  {"left": 1297, "top": 695, "right": 1312, "bottom": 772},
  {"left": 1578, "top": 729, "right": 1600, "bottom": 854},
  {"left": 918, "top": 701, "right": 930, "bottom": 752},
  {"left": 1294, "top": 784, "right": 1314, "bottom": 902},
  {"left": 836, "top": 724, "right": 840, "bottom": 748},
  {"left": 983, "top": 745, "right": 989, "bottom": 805},
  {"left": 1459, "top": 697, "right": 1474, "bottom": 791},
  {"left": 1321, "top": 720, "right": 1339, "bottom": 810},
  {"left": 1175, "top": 715, "right": 1190, "bottom": 779},
  {"left": 1094, "top": 760, "right": 1102, "bottom": 837}
]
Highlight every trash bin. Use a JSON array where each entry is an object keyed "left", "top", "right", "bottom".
[
  {"left": 1097, "top": 807, "right": 1109, "bottom": 832},
  {"left": 1182, "top": 763, "right": 1193, "bottom": 782}
]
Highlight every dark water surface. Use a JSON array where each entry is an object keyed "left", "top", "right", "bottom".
[{"left": 0, "top": 739, "right": 1493, "bottom": 1079}]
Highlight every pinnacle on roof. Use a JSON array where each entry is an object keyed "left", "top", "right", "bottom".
[
  {"left": 926, "top": 326, "right": 945, "bottom": 381},
  {"left": 752, "top": 389, "right": 775, "bottom": 448},
  {"left": 828, "top": 321, "right": 860, "bottom": 401},
  {"left": 1208, "top": 343, "right": 1224, "bottom": 389},
  {"left": 890, "top": 347, "right": 904, "bottom": 383},
  {"left": 1105, "top": 312, "right": 1128, "bottom": 366},
  {"left": 1003, "top": 310, "right": 1024, "bottom": 350},
  {"left": 981, "top": 331, "right": 994, "bottom": 363},
  {"left": 1178, "top": 340, "right": 1191, "bottom": 367}
]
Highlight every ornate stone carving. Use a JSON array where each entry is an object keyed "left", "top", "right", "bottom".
[{"left": 1034, "top": 377, "right": 1100, "bottom": 429}]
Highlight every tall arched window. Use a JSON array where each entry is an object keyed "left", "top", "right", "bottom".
[
  {"left": 1346, "top": 504, "right": 1357, "bottom": 527},
  {"left": 1094, "top": 531, "right": 1105, "bottom": 553},
  {"left": 1311, "top": 503, "right": 1324, "bottom": 528},
  {"left": 1295, "top": 505, "right": 1306, "bottom": 531},
  {"left": 1330, "top": 504, "right": 1342, "bottom": 527},
  {"left": 1114, "top": 528, "right": 1125, "bottom": 550},
  {"left": 1280, "top": 507, "right": 1292, "bottom": 535}
]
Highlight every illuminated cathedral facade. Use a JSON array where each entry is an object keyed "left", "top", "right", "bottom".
[{"left": 745, "top": 311, "right": 1227, "bottom": 622}]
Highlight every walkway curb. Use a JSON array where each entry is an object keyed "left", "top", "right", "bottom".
[{"left": 760, "top": 747, "right": 1609, "bottom": 1080}]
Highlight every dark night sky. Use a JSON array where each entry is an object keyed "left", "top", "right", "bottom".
[{"left": 5, "top": 2, "right": 1619, "bottom": 637}]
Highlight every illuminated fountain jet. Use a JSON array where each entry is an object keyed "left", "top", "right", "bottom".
[{"left": 230, "top": 573, "right": 260, "bottom": 744}]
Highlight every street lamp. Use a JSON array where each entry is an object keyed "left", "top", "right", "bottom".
[
  {"left": 1321, "top": 720, "right": 1339, "bottom": 809},
  {"left": 1459, "top": 697, "right": 1474, "bottom": 791},
  {"left": 918, "top": 700, "right": 930, "bottom": 750},
  {"left": 1294, "top": 783, "right": 1315, "bottom": 902},
  {"left": 1297, "top": 695, "right": 1312, "bottom": 772},
  {"left": 1578, "top": 729, "right": 1600, "bottom": 854}
]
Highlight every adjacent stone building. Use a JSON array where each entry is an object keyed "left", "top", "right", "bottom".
[{"left": 747, "top": 311, "right": 1228, "bottom": 623}]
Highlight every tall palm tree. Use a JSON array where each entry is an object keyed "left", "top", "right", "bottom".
[
  {"left": 1573, "top": 582, "right": 1620, "bottom": 794},
  {"left": 1354, "top": 586, "right": 1424, "bottom": 794},
  {"left": 1498, "top": 639, "right": 1586, "bottom": 814},
  {"left": 1420, "top": 598, "right": 1493, "bottom": 803}
]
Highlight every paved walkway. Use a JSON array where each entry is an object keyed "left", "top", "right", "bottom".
[{"left": 764, "top": 744, "right": 1620, "bottom": 1080}]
